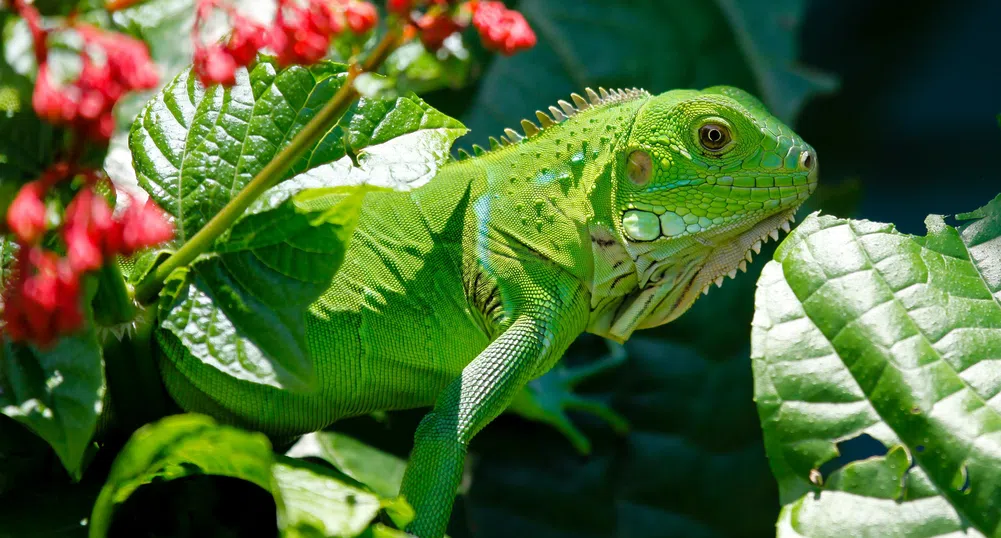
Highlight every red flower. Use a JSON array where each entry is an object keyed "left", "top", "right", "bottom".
[
  {"left": 271, "top": 0, "right": 342, "bottom": 67},
  {"left": 6, "top": 182, "right": 47, "bottom": 244},
  {"left": 192, "top": 2, "right": 271, "bottom": 87},
  {"left": 194, "top": 44, "right": 240, "bottom": 86},
  {"left": 227, "top": 15, "right": 270, "bottom": 65},
  {"left": 63, "top": 186, "right": 121, "bottom": 272},
  {"left": 77, "top": 25, "right": 159, "bottom": 92},
  {"left": 387, "top": 0, "right": 413, "bottom": 16},
  {"left": 119, "top": 197, "right": 175, "bottom": 254},
  {"left": 61, "top": 185, "right": 175, "bottom": 273},
  {"left": 416, "top": 12, "right": 461, "bottom": 51},
  {"left": 31, "top": 25, "right": 158, "bottom": 142},
  {"left": 345, "top": 2, "right": 378, "bottom": 34},
  {"left": 3, "top": 169, "right": 174, "bottom": 345},
  {"left": 2, "top": 246, "right": 83, "bottom": 346},
  {"left": 471, "top": 1, "right": 536, "bottom": 55}
]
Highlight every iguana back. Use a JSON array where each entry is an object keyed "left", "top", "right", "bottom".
[{"left": 159, "top": 88, "right": 650, "bottom": 433}]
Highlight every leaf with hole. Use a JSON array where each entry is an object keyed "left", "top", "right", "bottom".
[{"left": 752, "top": 194, "right": 1001, "bottom": 537}]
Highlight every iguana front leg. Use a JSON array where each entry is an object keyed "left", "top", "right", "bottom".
[
  {"left": 399, "top": 270, "right": 588, "bottom": 538},
  {"left": 508, "top": 340, "right": 629, "bottom": 455}
]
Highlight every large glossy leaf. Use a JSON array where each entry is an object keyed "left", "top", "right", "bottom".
[
  {"left": 131, "top": 58, "right": 343, "bottom": 241},
  {"left": 0, "top": 324, "right": 105, "bottom": 479},
  {"left": 751, "top": 194, "right": 1001, "bottom": 537},
  {"left": 457, "top": 0, "right": 835, "bottom": 146},
  {"left": 131, "top": 56, "right": 464, "bottom": 242},
  {"left": 156, "top": 187, "right": 366, "bottom": 390},
  {"left": 138, "top": 58, "right": 465, "bottom": 390}
]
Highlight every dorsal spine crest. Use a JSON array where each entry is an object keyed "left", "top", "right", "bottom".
[{"left": 455, "top": 87, "right": 649, "bottom": 160}]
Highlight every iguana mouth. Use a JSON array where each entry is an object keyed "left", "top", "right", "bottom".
[
  {"left": 688, "top": 206, "right": 799, "bottom": 298},
  {"left": 602, "top": 204, "right": 803, "bottom": 341}
]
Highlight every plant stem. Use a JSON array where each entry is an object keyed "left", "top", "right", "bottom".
[
  {"left": 135, "top": 32, "right": 401, "bottom": 305},
  {"left": 92, "top": 260, "right": 136, "bottom": 326}
]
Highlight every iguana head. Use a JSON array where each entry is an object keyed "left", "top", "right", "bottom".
[{"left": 602, "top": 85, "right": 817, "bottom": 340}]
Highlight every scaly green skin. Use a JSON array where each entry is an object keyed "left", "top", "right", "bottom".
[{"left": 156, "top": 86, "right": 817, "bottom": 537}]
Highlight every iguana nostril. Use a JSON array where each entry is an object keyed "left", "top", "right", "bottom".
[{"left": 799, "top": 150, "right": 815, "bottom": 171}]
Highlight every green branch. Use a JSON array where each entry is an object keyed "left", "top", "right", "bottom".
[{"left": 134, "top": 31, "right": 401, "bottom": 305}]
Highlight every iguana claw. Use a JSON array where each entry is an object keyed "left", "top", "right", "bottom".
[{"left": 508, "top": 341, "right": 630, "bottom": 455}]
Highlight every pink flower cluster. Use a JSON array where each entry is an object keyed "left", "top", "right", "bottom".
[
  {"left": 390, "top": 0, "right": 536, "bottom": 54},
  {"left": 32, "top": 25, "right": 159, "bottom": 142},
  {"left": 4, "top": 166, "right": 174, "bottom": 345},
  {"left": 470, "top": 1, "right": 535, "bottom": 55},
  {"left": 23, "top": 4, "right": 160, "bottom": 143},
  {"left": 193, "top": 0, "right": 380, "bottom": 86},
  {"left": 193, "top": 0, "right": 536, "bottom": 87}
]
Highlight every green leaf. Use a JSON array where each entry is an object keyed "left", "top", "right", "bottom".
[
  {"left": 0, "top": 13, "right": 34, "bottom": 114},
  {"left": 286, "top": 431, "right": 408, "bottom": 499},
  {"left": 382, "top": 40, "right": 476, "bottom": 96},
  {"left": 955, "top": 193, "right": 1001, "bottom": 302},
  {"left": 109, "top": 0, "right": 205, "bottom": 77},
  {"left": 157, "top": 187, "right": 366, "bottom": 390},
  {"left": 1, "top": 14, "right": 37, "bottom": 84},
  {"left": 90, "top": 414, "right": 412, "bottom": 538},
  {"left": 88, "top": 414, "right": 275, "bottom": 538},
  {"left": 284, "top": 82, "right": 468, "bottom": 191},
  {"left": 130, "top": 57, "right": 343, "bottom": 242},
  {"left": 0, "top": 235, "right": 17, "bottom": 285},
  {"left": 0, "top": 326, "right": 105, "bottom": 479},
  {"left": 273, "top": 457, "right": 413, "bottom": 538},
  {"left": 130, "top": 56, "right": 464, "bottom": 243},
  {"left": 139, "top": 57, "right": 464, "bottom": 390},
  {"left": 751, "top": 199, "right": 1001, "bottom": 537},
  {"left": 458, "top": 0, "right": 835, "bottom": 145}
]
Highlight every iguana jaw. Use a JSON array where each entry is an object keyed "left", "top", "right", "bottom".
[
  {"left": 681, "top": 206, "right": 798, "bottom": 301},
  {"left": 603, "top": 205, "right": 801, "bottom": 342}
]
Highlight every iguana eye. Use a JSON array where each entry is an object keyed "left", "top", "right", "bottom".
[
  {"left": 699, "top": 123, "right": 731, "bottom": 151},
  {"left": 626, "top": 150, "right": 652, "bottom": 186}
]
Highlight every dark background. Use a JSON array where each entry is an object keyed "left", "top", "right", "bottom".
[{"left": 798, "top": 0, "right": 1001, "bottom": 232}]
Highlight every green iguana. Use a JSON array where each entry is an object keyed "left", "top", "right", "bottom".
[{"left": 155, "top": 85, "right": 817, "bottom": 537}]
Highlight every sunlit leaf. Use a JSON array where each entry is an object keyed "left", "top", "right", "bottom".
[{"left": 752, "top": 196, "right": 1001, "bottom": 536}]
